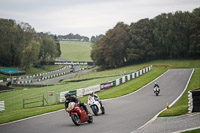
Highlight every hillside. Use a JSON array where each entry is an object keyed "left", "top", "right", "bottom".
[{"left": 60, "top": 41, "right": 92, "bottom": 62}]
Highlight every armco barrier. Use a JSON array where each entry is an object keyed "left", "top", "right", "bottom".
[
  {"left": 60, "top": 65, "right": 152, "bottom": 103},
  {"left": 100, "top": 82, "right": 113, "bottom": 90},
  {"left": 76, "top": 85, "right": 101, "bottom": 97}
]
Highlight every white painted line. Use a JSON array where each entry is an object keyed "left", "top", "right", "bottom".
[
  {"left": 171, "top": 126, "right": 200, "bottom": 133},
  {"left": 0, "top": 109, "right": 65, "bottom": 126},
  {"left": 131, "top": 68, "right": 194, "bottom": 133}
]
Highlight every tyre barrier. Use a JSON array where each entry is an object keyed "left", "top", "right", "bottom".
[
  {"left": 188, "top": 88, "right": 200, "bottom": 113},
  {"left": 7, "top": 66, "right": 69, "bottom": 83}
]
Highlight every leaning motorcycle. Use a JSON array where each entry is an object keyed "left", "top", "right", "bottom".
[
  {"left": 88, "top": 97, "right": 105, "bottom": 116},
  {"left": 153, "top": 87, "right": 160, "bottom": 96},
  {"left": 66, "top": 102, "right": 93, "bottom": 126}
]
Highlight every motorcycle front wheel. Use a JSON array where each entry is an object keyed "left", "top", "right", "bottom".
[
  {"left": 87, "top": 115, "right": 93, "bottom": 123},
  {"left": 91, "top": 106, "right": 98, "bottom": 116},
  {"left": 71, "top": 114, "right": 81, "bottom": 126}
]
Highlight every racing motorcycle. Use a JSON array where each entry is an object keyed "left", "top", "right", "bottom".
[
  {"left": 88, "top": 97, "right": 105, "bottom": 116},
  {"left": 153, "top": 86, "right": 160, "bottom": 96},
  {"left": 66, "top": 102, "right": 93, "bottom": 126}
]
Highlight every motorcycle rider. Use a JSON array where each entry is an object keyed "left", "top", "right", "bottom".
[
  {"left": 153, "top": 82, "right": 160, "bottom": 92},
  {"left": 64, "top": 92, "right": 89, "bottom": 115},
  {"left": 88, "top": 91, "right": 103, "bottom": 107}
]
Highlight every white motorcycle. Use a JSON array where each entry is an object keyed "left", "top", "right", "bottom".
[
  {"left": 88, "top": 97, "right": 105, "bottom": 116},
  {"left": 153, "top": 86, "right": 160, "bottom": 96}
]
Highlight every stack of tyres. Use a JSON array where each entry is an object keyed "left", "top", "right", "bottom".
[{"left": 191, "top": 88, "right": 200, "bottom": 112}]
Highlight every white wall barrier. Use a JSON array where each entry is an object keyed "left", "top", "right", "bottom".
[
  {"left": 122, "top": 76, "right": 126, "bottom": 83},
  {"left": 60, "top": 65, "right": 153, "bottom": 103},
  {"left": 127, "top": 74, "right": 130, "bottom": 81},
  {"left": 60, "top": 91, "right": 69, "bottom": 103},
  {"left": 139, "top": 70, "right": 142, "bottom": 76},
  {"left": 0, "top": 101, "right": 5, "bottom": 111},
  {"left": 136, "top": 71, "right": 139, "bottom": 77},
  {"left": 116, "top": 79, "right": 120, "bottom": 86},
  {"left": 132, "top": 72, "right": 135, "bottom": 79},
  {"left": 76, "top": 84, "right": 101, "bottom": 97},
  {"left": 143, "top": 68, "right": 146, "bottom": 74}
]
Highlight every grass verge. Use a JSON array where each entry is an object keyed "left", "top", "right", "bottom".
[
  {"left": 159, "top": 68, "right": 200, "bottom": 117},
  {"left": 182, "top": 129, "right": 200, "bottom": 133}
]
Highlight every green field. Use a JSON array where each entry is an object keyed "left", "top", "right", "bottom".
[{"left": 60, "top": 41, "right": 92, "bottom": 61}]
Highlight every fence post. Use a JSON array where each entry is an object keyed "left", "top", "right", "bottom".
[
  {"left": 23, "top": 99, "right": 25, "bottom": 108},
  {"left": 42, "top": 95, "right": 44, "bottom": 106}
]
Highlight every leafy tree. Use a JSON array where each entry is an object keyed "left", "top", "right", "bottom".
[
  {"left": 189, "top": 7, "right": 200, "bottom": 58},
  {"left": 54, "top": 35, "right": 61, "bottom": 57},
  {"left": 20, "top": 40, "right": 40, "bottom": 70},
  {"left": 0, "top": 19, "right": 17, "bottom": 66},
  {"left": 91, "top": 37, "right": 105, "bottom": 68},
  {"left": 92, "top": 22, "right": 130, "bottom": 68},
  {"left": 91, "top": 7, "right": 200, "bottom": 69},
  {"left": 91, "top": 34, "right": 103, "bottom": 43},
  {"left": 153, "top": 13, "right": 171, "bottom": 58},
  {"left": 127, "top": 18, "right": 155, "bottom": 63},
  {"left": 39, "top": 34, "right": 58, "bottom": 61}
]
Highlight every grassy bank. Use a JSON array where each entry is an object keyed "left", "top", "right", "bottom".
[{"left": 182, "top": 129, "right": 200, "bottom": 133}]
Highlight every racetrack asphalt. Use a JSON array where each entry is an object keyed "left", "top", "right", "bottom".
[
  {"left": 133, "top": 112, "right": 200, "bottom": 133},
  {"left": 0, "top": 69, "right": 193, "bottom": 133}
]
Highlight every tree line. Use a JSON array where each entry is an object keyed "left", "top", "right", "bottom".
[
  {"left": 58, "top": 33, "right": 89, "bottom": 42},
  {"left": 0, "top": 19, "right": 61, "bottom": 70},
  {"left": 91, "top": 7, "right": 200, "bottom": 69}
]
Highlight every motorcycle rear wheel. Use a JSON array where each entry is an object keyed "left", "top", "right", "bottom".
[
  {"left": 101, "top": 106, "right": 105, "bottom": 114},
  {"left": 156, "top": 92, "right": 159, "bottom": 96}
]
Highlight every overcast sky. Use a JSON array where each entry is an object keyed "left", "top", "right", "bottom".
[{"left": 0, "top": 0, "right": 199, "bottom": 37}]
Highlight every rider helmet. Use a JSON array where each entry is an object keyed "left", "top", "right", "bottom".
[
  {"left": 64, "top": 92, "right": 71, "bottom": 98},
  {"left": 89, "top": 91, "right": 94, "bottom": 96}
]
